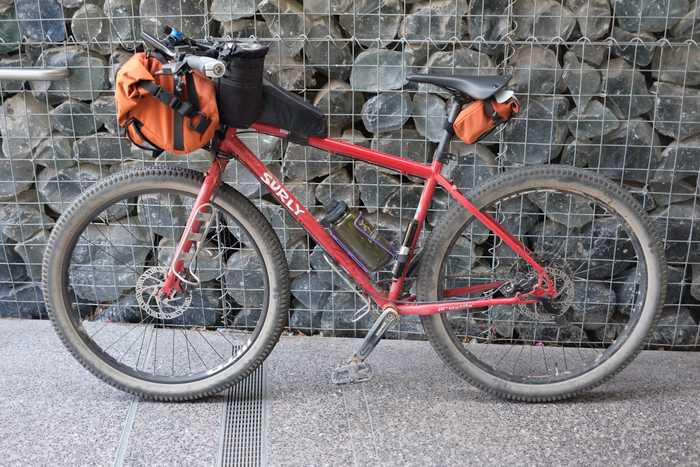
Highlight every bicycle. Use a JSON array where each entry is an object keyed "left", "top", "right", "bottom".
[{"left": 42, "top": 29, "right": 667, "bottom": 402}]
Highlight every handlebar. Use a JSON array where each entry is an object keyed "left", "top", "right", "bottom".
[{"left": 141, "top": 27, "right": 226, "bottom": 79}]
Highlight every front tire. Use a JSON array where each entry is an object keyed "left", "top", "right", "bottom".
[
  {"left": 42, "top": 167, "right": 290, "bottom": 401},
  {"left": 418, "top": 166, "right": 666, "bottom": 401}
]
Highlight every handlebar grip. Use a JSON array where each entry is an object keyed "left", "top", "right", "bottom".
[{"left": 184, "top": 56, "right": 226, "bottom": 79}]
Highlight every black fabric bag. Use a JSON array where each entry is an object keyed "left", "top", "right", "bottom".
[
  {"left": 216, "top": 44, "right": 268, "bottom": 129},
  {"left": 256, "top": 80, "right": 327, "bottom": 141}
]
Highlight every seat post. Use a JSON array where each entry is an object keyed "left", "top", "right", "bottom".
[{"left": 433, "top": 95, "right": 464, "bottom": 164}]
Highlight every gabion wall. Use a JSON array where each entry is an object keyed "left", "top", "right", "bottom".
[{"left": 0, "top": 0, "right": 698, "bottom": 348}]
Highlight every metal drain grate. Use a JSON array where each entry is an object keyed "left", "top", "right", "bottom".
[{"left": 217, "top": 364, "right": 267, "bottom": 467}]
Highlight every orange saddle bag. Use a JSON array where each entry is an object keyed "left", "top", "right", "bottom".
[
  {"left": 115, "top": 52, "right": 219, "bottom": 154},
  {"left": 453, "top": 97, "right": 520, "bottom": 145}
]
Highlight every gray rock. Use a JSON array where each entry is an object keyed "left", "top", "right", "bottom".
[
  {"left": 350, "top": 49, "right": 410, "bottom": 92},
  {"left": 31, "top": 136, "right": 75, "bottom": 170},
  {"left": 0, "top": 284, "right": 45, "bottom": 319},
  {"left": 565, "top": 216, "right": 637, "bottom": 279},
  {"left": 103, "top": 0, "right": 140, "bottom": 44},
  {"left": 565, "top": 0, "right": 611, "bottom": 39},
  {"left": 514, "top": 0, "right": 576, "bottom": 41},
  {"left": 510, "top": 46, "right": 562, "bottom": 94},
  {"left": 561, "top": 120, "right": 663, "bottom": 183},
  {"left": 320, "top": 291, "right": 374, "bottom": 337},
  {"left": 316, "top": 167, "right": 360, "bottom": 207},
  {"left": 527, "top": 190, "right": 594, "bottom": 229},
  {"left": 527, "top": 219, "right": 580, "bottom": 255},
  {"left": 516, "top": 321, "right": 588, "bottom": 344},
  {"left": 95, "top": 294, "right": 143, "bottom": 323},
  {"left": 666, "top": 264, "right": 689, "bottom": 306},
  {"left": 418, "top": 48, "right": 496, "bottom": 95},
  {"left": 71, "top": 4, "right": 112, "bottom": 53},
  {"left": 652, "top": 46, "right": 700, "bottom": 87},
  {"left": 37, "top": 164, "right": 123, "bottom": 217},
  {"left": 443, "top": 234, "right": 477, "bottom": 276},
  {"left": 611, "top": 27, "right": 657, "bottom": 67},
  {"left": 561, "top": 51, "right": 600, "bottom": 109},
  {"left": 33, "top": 46, "right": 108, "bottom": 102},
  {"left": 604, "top": 58, "right": 654, "bottom": 119},
  {"left": 305, "top": 17, "right": 352, "bottom": 81},
  {"left": 15, "top": 0, "right": 66, "bottom": 42},
  {"left": 224, "top": 249, "right": 265, "bottom": 308},
  {"left": 0, "top": 190, "right": 50, "bottom": 242},
  {"left": 649, "top": 306, "right": 698, "bottom": 347},
  {"left": 284, "top": 232, "right": 311, "bottom": 278},
  {"left": 74, "top": 133, "right": 132, "bottom": 165},
  {"left": 0, "top": 159, "right": 35, "bottom": 199},
  {"left": 568, "top": 43, "right": 609, "bottom": 67},
  {"left": 139, "top": 0, "right": 206, "bottom": 38},
  {"left": 0, "top": 92, "right": 51, "bottom": 158},
  {"left": 338, "top": 0, "right": 402, "bottom": 47},
  {"left": 231, "top": 308, "right": 262, "bottom": 329},
  {"left": 503, "top": 96, "right": 570, "bottom": 165},
  {"left": 223, "top": 160, "right": 280, "bottom": 198},
  {"left": 0, "top": 232, "right": 27, "bottom": 282},
  {"left": 211, "top": 0, "right": 257, "bottom": 21},
  {"left": 289, "top": 307, "right": 323, "bottom": 334},
  {"left": 387, "top": 314, "right": 424, "bottom": 339},
  {"left": 258, "top": 0, "right": 309, "bottom": 56},
  {"left": 58, "top": 0, "right": 83, "bottom": 7},
  {"left": 412, "top": 93, "right": 446, "bottom": 143},
  {"left": 283, "top": 143, "right": 347, "bottom": 180},
  {"left": 285, "top": 180, "right": 317, "bottom": 208},
  {"left": 291, "top": 271, "right": 331, "bottom": 311},
  {"left": 652, "top": 201, "right": 700, "bottom": 263},
  {"left": 614, "top": 267, "right": 642, "bottom": 315},
  {"left": 0, "top": 7, "right": 20, "bottom": 54},
  {"left": 692, "top": 263, "right": 700, "bottom": 301},
  {"left": 614, "top": 0, "right": 689, "bottom": 33},
  {"left": 371, "top": 128, "right": 435, "bottom": 164},
  {"left": 70, "top": 220, "right": 151, "bottom": 303},
  {"left": 648, "top": 179, "right": 696, "bottom": 207},
  {"left": 567, "top": 100, "right": 621, "bottom": 141},
  {"left": 400, "top": 0, "right": 468, "bottom": 42},
  {"left": 441, "top": 144, "right": 498, "bottom": 191},
  {"left": 670, "top": 1, "right": 700, "bottom": 40},
  {"left": 247, "top": 200, "right": 304, "bottom": 245},
  {"left": 13, "top": 229, "right": 48, "bottom": 282},
  {"left": 157, "top": 237, "right": 221, "bottom": 283},
  {"left": 313, "top": 81, "right": 363, "bottom": 134},
  {"left": 473, "top": 196, "right": 540, "bottom": 253},
  {"left": 91, "top": 95, "right": 118, "bottom": 134},
  {"left": 566, "top": 281, "right": 616, "bottom": 331},
  {"left": 467, "top": 0, "right": 509, "bottom": 55},
  {"left": 263, "top": 41, "right": 314, "bottom": 90},
  {"left": 166, "top": 284, "right": 222, "bottom": 327},
  {"left": 382, "top": 184, "right": 423, "bottom": 220},
  {"left": 221, "top": 18, "right": 270, "bottom": 39},
  {"left": 354, "top": 162, "right": 400, "bottom": 213},
  {"left": 50, "top": 100, "right": 97, "bottom": 136},
  {"left": 108, "top": 50, "right": 132, "bottom": 86},
  {"left": 137, "top": 191, "right": 190, "bottom": 240},
  {"left": 361, "top": 92, "right": 413, "bottom": 134},
  {"left": 652, "top": 135, "right": 700, "bottom": 183},
  {"left": 652, "top": 81, "right": 700, "bottom": 140}
]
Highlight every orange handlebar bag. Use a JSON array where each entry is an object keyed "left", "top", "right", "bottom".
[{"left": 115, "top": 52, "right": 219, "bottom": 155}]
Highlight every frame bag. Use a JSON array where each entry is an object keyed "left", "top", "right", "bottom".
[
  {"left": 216, "top": 43, "right": 269, "bottom": 128},
  {"left": 453, "top": 98, "right": 520, "bottom": 145},
  {"left": 115, "top": 52, "right": 219, "bottom": 154}
]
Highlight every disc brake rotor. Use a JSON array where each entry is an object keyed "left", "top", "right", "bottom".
[
  {"left": 514, "top": 263, "right": 575, "bottom": 320},
  {"left": 135, "top": 266, "right": 192, "bottom": 320}
]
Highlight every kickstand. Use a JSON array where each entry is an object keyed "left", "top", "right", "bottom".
[{"left": 331, "top": 306, "right": 399, "bottom": 385}]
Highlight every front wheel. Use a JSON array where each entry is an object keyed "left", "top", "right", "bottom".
[
  {"left": 42, "top": 167, "right": 290, "bottom": 401},
  {"left": 418, "top": 166, "right": 666, "bottom": 401}
]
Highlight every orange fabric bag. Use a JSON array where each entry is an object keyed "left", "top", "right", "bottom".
[
  {"left": 453, "top": 98, "right": 520, "bottom": 144},
  {"left": 115, "top": 52, "right": 219, "bottom": 154}
]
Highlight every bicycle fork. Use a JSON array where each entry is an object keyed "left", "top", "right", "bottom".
[{"left": 159, "top": 157, "right": 229, "bottom": 298}]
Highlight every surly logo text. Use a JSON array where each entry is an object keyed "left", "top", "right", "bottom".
[{"left": 261, "top": 172, "right": 305, "bottom": 217}]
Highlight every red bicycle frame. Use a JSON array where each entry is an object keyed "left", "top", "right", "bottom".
[{"left": 160, "top": 124, "right": 556, "bottom": 315}]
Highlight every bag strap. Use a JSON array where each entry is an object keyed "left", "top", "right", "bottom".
[
  {"left": 483, "top": 99, "right": 503, "bottom": 124},
  {"left": 137, "top": 79, "right": 211, "bottom": 134},
  {"left": 125, "top": 118, "right": 164, "bottom": 156}
]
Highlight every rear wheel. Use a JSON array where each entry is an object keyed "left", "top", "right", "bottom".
[
  {"left": 42, "top": 167, "right": 289, "bottom": 401},
  {"left": 418, "top": 166, "right": 666, "bottom": 401}
]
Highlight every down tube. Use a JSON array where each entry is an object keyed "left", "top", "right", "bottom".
[{"left": 219, "top": 131, "right": 390, "bottom": 307}]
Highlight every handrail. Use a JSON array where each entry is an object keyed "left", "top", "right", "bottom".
[{"left": 0, "top": 68, "right": 70, "bottom": 81}]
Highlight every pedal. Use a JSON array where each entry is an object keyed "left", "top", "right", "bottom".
[{"left": 332, "top": 360, "right": 373, "bottom": 385}]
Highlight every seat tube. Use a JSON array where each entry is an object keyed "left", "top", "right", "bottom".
[{"left": 432, "top": 96, "right": 463, "bottom": 164}]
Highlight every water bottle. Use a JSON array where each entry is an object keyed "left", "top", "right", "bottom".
[{"left": 320, "top": 200, "right": 394, "bottom": 272}]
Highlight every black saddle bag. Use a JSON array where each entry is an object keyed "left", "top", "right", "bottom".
[{"left": 256, "top": 80, "right": 327, "bottom": 142}]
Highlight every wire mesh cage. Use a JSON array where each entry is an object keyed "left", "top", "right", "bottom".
[{"left": 0, "top": 0, "right": 698, "bottom": 349}]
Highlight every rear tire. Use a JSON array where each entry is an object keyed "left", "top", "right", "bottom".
[
  {"left": 43, "top": 167, "right": 290, "bottom": 401},
  {"left": 418, "top": 166, "right": 666, "bottom": 401}
]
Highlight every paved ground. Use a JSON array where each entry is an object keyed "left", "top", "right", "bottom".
[{"left": 1, "top": 319, "right": 699, "bottom": 466}]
